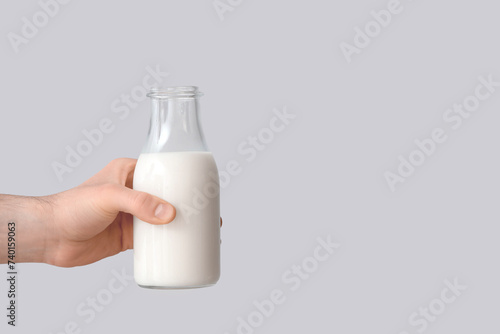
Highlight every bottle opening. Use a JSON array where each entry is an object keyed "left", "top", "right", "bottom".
[{"left": 148, "top": 86, "right": 202, "bottom": 99}]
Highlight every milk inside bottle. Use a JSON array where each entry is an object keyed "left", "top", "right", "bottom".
[{"left": 133, "top": 86, "right": 220, "bottom": 289}]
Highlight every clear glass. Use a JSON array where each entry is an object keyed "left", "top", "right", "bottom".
[
  {"left": 142, "top": 86, "right": 208, "bottom": 153},
  {"left": 133, "top": 86, "right": 221, "bottom": 289}
]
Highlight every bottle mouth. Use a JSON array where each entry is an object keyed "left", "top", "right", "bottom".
[{"left": 147, "top": 86, "right": 202, "bottom": 99}]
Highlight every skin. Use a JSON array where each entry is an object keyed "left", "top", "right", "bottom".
[{"left": 0, "top": 158, "right": 222, "bottom": 267}]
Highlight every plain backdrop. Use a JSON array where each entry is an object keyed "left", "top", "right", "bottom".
[{"left": 1, "top": 0, "right": 499, "bottom": 333}]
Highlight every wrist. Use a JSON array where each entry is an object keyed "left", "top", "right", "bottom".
[
  {"left": 0, "top": 194, "right": 56, "bottom": 264},
  {"left": 36, "top": 195, "right": 59, "bottom": 265}
]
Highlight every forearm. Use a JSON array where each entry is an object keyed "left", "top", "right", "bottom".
[{"left": 0, "top": 195, "right": 53, "bottom": 264}]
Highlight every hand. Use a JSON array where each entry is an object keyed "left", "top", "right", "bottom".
[{"left": 43, "top": 158, "right": 177, "bottom": 267}]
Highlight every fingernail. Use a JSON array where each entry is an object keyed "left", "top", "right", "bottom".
[{"left": 155, "top": 204, "right": 172, "bottom": 221}]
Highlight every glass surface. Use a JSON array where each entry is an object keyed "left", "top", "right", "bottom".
[{"left": 142, "top": 86, "right": 209, "bottom": 153}]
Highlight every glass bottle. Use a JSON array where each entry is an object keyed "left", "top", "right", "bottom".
[{"left": 133, "top": 86, "right": 220, "bottom": 289}]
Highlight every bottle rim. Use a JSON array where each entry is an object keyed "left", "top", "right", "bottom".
[{"left": 147, "top": 86, "right": 203, "bottom": 99}]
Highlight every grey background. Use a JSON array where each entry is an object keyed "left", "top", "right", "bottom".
[{"left": 1, "top": 0, "right": 499, "bottom": 333}]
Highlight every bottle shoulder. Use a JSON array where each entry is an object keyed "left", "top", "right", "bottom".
[{"left": 136, "top": 151, "right": 217, "bottom": 169}]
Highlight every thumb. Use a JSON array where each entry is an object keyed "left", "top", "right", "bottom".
[{"left": 100, "top": 184, "right": 176, "bottom": 224}]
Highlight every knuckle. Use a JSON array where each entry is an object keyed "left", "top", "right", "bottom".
[
  {"left": 105, "top": 158, "right": 121, "bottom": 168},
  {"left": 132, "top": 192, "right": 152, "bottom": 209},
  {"left": 105, "top": 158, "right": 137, "bottom": 183}
]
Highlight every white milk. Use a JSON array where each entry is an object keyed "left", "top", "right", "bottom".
[{"left": 133, "top": 151, "right": 220, "bottom": 288}]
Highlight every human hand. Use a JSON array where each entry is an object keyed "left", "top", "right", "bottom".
[{"left": 42, "top": 158, "right": 178, "bottom": 267}]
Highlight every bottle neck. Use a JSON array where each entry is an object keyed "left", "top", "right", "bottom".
[{"left": 142, "top": 96, "right": 208, "bottom": 153}]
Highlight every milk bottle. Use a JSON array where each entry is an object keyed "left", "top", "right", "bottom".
[{"left": 133, "top": 87, "right": 220, "bottom": 289}]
